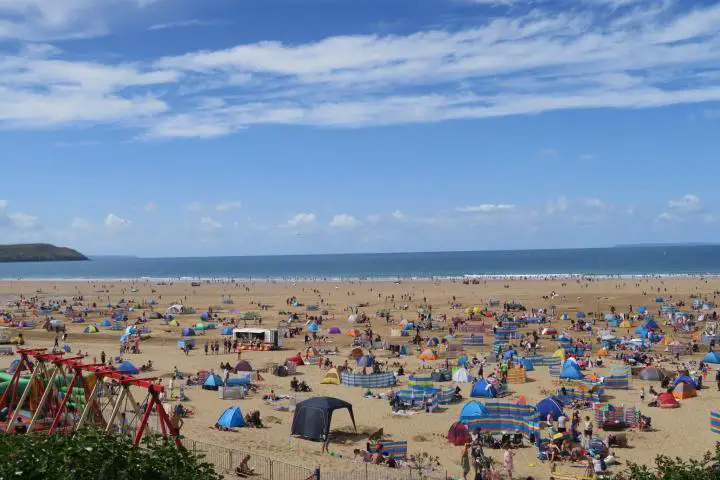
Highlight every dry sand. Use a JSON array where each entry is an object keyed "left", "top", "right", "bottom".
[{"left": 2, "top": 277, "right": 719, "bottom": 479}]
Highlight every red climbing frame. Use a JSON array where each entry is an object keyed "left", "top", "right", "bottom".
[{"left": 1, "top": 348, "right": 181, "bottom": 447}]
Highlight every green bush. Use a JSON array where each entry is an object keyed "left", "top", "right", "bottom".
[
  {"left": 0, "top": 428, "right": 222, "bottom": 480},
  {"left": 613, "top": 442, "right": 720, "bottom": 480}
]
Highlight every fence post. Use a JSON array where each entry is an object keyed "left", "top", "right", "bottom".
[
  {"left": 365, "top": 462, "right": 368, "bottom": 480},
  {"left": 229, "top": 449, "right": 233, "bottom": 471},
  {"left": 315, "top": 466, "right": 320, "bottom": 480},
  {"left": 269, "top": 458, "right": 273, "bottom": 480}
]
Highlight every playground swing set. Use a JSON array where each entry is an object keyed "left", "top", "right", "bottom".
[{"left": 0, "top": 348, "right": 181, "bottom": 447}]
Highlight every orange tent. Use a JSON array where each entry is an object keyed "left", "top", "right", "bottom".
[
  {"left": 345, "top": 329, "right": 361, "bottom": 337},
  {"left": 596, "top": 347, "right": 608, "bottom": 357},
  {"left": 418, "top": 349, "right": 438, "bottom": 360},
  {"left": 673, "top": 382, "right": 697, "bottom": 400}
]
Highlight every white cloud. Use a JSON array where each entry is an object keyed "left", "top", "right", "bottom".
[
  {"left": 656, "top": 212, "right": 679, "bottom": 222},
  {"left": 546, "top": 196, "right": 569, "bottom": 214},
  {"left": 282, "top": 213, "right": 317, "bottom": 228},
  {"left": 668, "top": 194, "right": 701, "bottom": 212},
  {"left": 186, "top": 202, "right": 203, "bottom": 212},
  {"left": 200, "top": 216, "right": 221, "bottom": 230},
  {"left": 392, "top": 210, "right": 405, "bottom": 220},
  {"left": 143, "top": 201, "right": 157, "bottom": 212},
  {"left": 215, "top": 201, "right": 242, "bottom": 212},
  {"left": 583, "top": 198, "right": 605, "bottom": 209},
  {"left": 0, "top": 200, "right": 40, "bottom": 230},
  {"left": 457, "top": 204, "right": 515, "bottom": 213},
  {"left": 71, "top": 217, "right": 90, "bottom": 229},
  {"left": 0, "top": 0, "right": 160, "bottom": 41},
  {"left": 329, "top": 214, "right": 361, "bottom": 229},
  {"left": 149, "top": 20, "right": 217, "bottom": 31},
  {"left": 104, "top": 213, "right": 130, "bottom": 228}
]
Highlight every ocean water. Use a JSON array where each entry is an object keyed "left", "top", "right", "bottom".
[{"left": 0, "top": 246, "right": 718, "bottom": 280}]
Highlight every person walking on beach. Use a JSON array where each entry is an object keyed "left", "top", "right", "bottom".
[
  {"left": 503, "top": 447, "right": 515, "bottom": 479},
  {"left": 461, "top": 443, "right": 471, "bottom": 480},
  {"left": 204, "top": 341, "right": 209, "bottom": 356}
]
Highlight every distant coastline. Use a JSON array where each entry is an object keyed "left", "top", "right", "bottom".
[{"left": 0, "top": 244, "right": 88, "bottom": 263}]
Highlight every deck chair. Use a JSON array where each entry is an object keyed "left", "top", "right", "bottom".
[{"left": 549, "top": 463, "right": 594, "bottom": 480}]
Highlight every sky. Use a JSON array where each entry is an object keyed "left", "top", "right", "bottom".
[{"left": 1, "top": 0, "right": 720, "bottom": 257}]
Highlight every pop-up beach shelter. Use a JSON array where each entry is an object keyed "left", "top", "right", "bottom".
[
  {"left": 537, "top": 396, "right": 564, "bottom": 421},
  {"left": 639, "top": 366, "right": 664, "bottom": 381},
  {"left": 291, "top": 397, "right": 356, "bottom": 441},
  {"left": 520, "top": 358, "right": 535, "bottom": 371},
  {"left": 328, "top": 327, "right": 341, "bottom": 334},
  {"left": 704, "top": 352, "right": 720, "bottom": 364},
  {"left": 84, "top": 325, "right": 98, "bottom": 333},
  {"left": 470, "top": 379, "right": 498, "bottom": 398},
  {"left": 182, "top": 327, "right": 196, "bottom": 336},
  {"left": 221, "top": 327, "right": 234, "bottom": 335},
  {"left": 452, "top": 367, "right": 470, "bottom": 383},
  {"left": 448, "top": 422, "right": 471, "bottom": 446},
  {"left": 217, "top": 406, "right": 246, "bottom": 428},
  {"left": 560, "top": 364, "right": 584, "bottom": 380},
  {"left": 118, "top": 361, "right": 139, "bottom": 375},
  {"left": 307, "top": 323, "right": 319, "bottom": 332},
  {"left": 458, "top": 401, "right": 489, "bottom": 422},
  {"left": 234, "top": 360, "right": 252, "bottom": 372},
  {"left": 203, "top": 374, "right": 224, "bottom": 391},
  {"left": 100, "top": 319, "right": 112, "bottom": 327}
]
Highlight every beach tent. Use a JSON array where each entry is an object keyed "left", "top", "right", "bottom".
[
  {"left": 673, "top": 382, "right": 697, "bottom": 400},
  {"left": 458, "top": 401, "right": 489, "bottom": 422},
  {"left": 520, "top": 358, "right": 535, "bottom": 371},
  {"left": 201, "top": 312, "right": 211, "bottom": 321},
  {"left": 125, "top": 326, "right": 137, "bottom": 335},
  {"left": 181, "top": 327, "right": 196, "bottom": 336},
  {"left": 657, "top": 392, "right": 680, "bottom": 408},
  {"left": 577, "top": 312, "right": 586, "bottom": 318},
  {"left": 345, "top": 329, "right": 361, "bottom": 337},
  {"left": 234, "top": 360, "right": 253, "bottom": 372},
  {"left": 321, "top": 368, "right": 341, "bottom": 385},
  {"left": 202, "top": 374, "right": 224, "bottom": 391},
  {"left": 673, "top": 375, "right": 698, "bottom": 389},
  {"left": 638, "top": 306, "right": 648, "bottom": 314},
  {"left": 217, "top": 406, "right": 246, "bottom": 428},
  {"left": 537, "top": 396, "right": 564, "bottom": 421},
  {"left": 655, "top": 298, "right": 665, "bottom": 303},
  {"left": 307, "top": 323, "right": 319, "bottom": 332},
  {"left": 642, "top": 318, "right": 659, "bottom": 330},
  {"left": 84, "top": 325, "right": 98, "bottom": 333},
  {"left": 168, "top": 319, "right": 179, "bottom": 327},
  {"left": 100, "top": 319, "right": 112, "bottom": 327},
  {"left": 448, "top": 422, "right": 471, "bottom": 446},
  {"left": 619, "top": 320, "right": 632, "bottom": 328},
  {"left": 704, "top": 351, "right": 720, "bottom": 364},
  {"left": 639, "top": 367, "right": 664, "bottom": 381},
  {"left": 348, "top": 347, "right": 364, "bottom": 359},
  {"left": 560, "top": 364, "right": 584, "bottom": 380},
  {"left": 542, "top": 328, "right": 558, "bottom": 336},
  {"left": 328, "top": 327, "right": 341, "bottom": 334},
  {"left": 561, "top": 313, "right": 569, "bottom": 320},
  {"left": 221, "top": 327, "right": 234, "bottom": 336},
  {"left": 195, "top": 322, "right": 207, "bottom": 331},
  {"left": 552, "top": 348, "right": 565, "bottom": 359},
  {"left": 596, "top": 347, "right": 609, "bottom": 357},
  {"left": 418, "top": 349, "right": 438, "bottom": 361},
  {"left": 452, "top": 367, "right": 470, "bottom": 383},
  {"left": 167, "top": 304, "right": 183, "bottom": 315},
  {"left": 470, "top": 379, "right": 498, "bottom": 398},
  {"left": 457, "top": 355, "right": 469, "bottom": 366},
  {"left": 291, "top": 397, "right": 356, "bottom": 441},
  {"left": 117, "top": 361, "right": 139, "bottom": 375},
  {"left": 274, "top": 365, "right": 289, "bottom": 377},
  {"left": 287, "top": 355, "right": 305, "bottom": 366}
]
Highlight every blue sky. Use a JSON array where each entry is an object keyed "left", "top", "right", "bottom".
[{"left": 1, "top": 0, "right": 720, "bottom": 256}]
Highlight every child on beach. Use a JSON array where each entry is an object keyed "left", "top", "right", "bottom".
[{"left": 640, "top": 387, "right": 645, "bottom": 403}]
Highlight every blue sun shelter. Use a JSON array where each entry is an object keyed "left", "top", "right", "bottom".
[
  {"left": 100, "top": 319, "right": 112, "bottom": 327},
  {"left": 470, "top": 379, "right": 498, "bottom": 398},
  {"left": 458, "top": 401, "right": 489, "bottom": 422},
  {"left": 307, "top": 323, "right": 319, "bottom": 332},
  {"left": 537, "top": 396, "right": 564, "bottom": 421},
  {"left": 118, "top": 360, "right": 139, "bottom": 375},
  {"left": 221, "top": 326, "right": 234, "bottom": 335},
  {"left": 217, "top": 406, "right": 246, "bottom": 428},
  {"left": 182, "top": 327, "right": 196, "bottom": 337},
  {"left": 703, "top": 351, "right": 720, "bottom": 364},
  {"left": 203, "top": 374, "right": 224, "bottom": 391}
]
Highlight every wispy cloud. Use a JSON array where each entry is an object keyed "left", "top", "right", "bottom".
[
  {"left": 104, "top": 213, "right": 130, "bottom": 228},
  {"left": 329, "top": 214, "right": 361, "bottom": 229},
  {"left": 215, "top": 201, "right": 242, "bottom": 212},
  {"left": 200, "top": 216, "right": 221, "bottom": 230},
  {"left": 149, "top": 19, "right": 219, "bottom": 31},
  {"left": 457, "top": 204, "right": 515, "bottom": 213},
  {"left": 281, "top": 213, "right": 317, "bottom": 228}
]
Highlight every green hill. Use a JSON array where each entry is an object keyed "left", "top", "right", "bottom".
[{"left": 0, "top": 244, "right": 88, "bottom": 262}]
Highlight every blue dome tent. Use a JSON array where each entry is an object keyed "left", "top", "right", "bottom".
[
  {"left": 635, "top": 327, "right": 649, "bottom": 337},
  {"left": 560, "top": 364, "right": 584, "bottom": 380},
  {"left": 221, "top": 326, "right": 234, "bottom": 335},
  {"left": 576, "top": 312, "right": 586, "bottom": 318},
  {"left": 118, "top": 361, "right": 139, "bottom": 375},
  {"left": 457, "top": 355, "right": 469, "bottom": 366},
  {"left": 203, "top": 374, "right": 224, "bottom": 391},
  {"left": 182, "top": 327, "right": 196, "bottom": 337},
  {"left": 537, "top": 396, "right": 564, "bottom": 421},
  {"left": 470, "top": 379, "right": 498, "bottom": 398},
  {"left": 703, "top": 351, "right": 720, "bottom": 364},
  {"left": 459, "top": 401, "right": 489, "bottom": 422},
  {"left": 201, "top": 312, "right": 211, "bottom": 321},
  {"left": 100, "top": 319, "right": 112, "bottom": 327},
  {"left": 356, "top": 355, "right": 374, "bottom": 368},
  {"left": 673, "top": 375, "right": 698, "bottom": 389},
  {"left": 638, "top": 306, "right": 647, "bottom": 314},
  {"left": 217, "top": 406, "right": 246, "bottom": 428},
  {"left": 307, "top": 323, "right": 319, "bottom": 332},
  {"left": 503, "top": 350, "right": 517, "bottom": 361}
]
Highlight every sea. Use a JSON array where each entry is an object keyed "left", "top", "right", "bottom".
[{"left": 0, "top": 245, "right": 718, "bottom": 281}]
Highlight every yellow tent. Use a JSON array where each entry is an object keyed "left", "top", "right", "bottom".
[
  {"left": 465, "top": 308, "right": 472, "bottom": 315},
  {"left": 168, "top": 319, "right": 179, "bottom": 327},
  {"left": 596, "top": 347, "right": 608, "bottom": 357},
  {"left": 472, "top": 306, "right": 482, "bottom": 314},
  {"left": 619, "top": 320, "right": 632, "bottom": 328},
  {"left": 552, "top": 348, "right": 565, "bottom": 359},
  {"left": 661, "top": 336, "right": 674, "bottom": 346},
  {"left": 321, "top": 368, "right": 341, "bottom": 385}
]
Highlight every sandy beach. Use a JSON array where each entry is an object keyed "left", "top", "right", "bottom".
[{"left": 2, "top": 277, "right": 719, "bottom": 479}]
